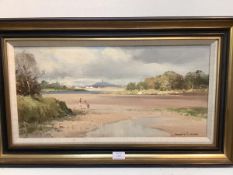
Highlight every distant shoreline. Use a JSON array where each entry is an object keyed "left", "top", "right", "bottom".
[
  {"left": 42, "top": 90, "right": 105, "bottom": 95},
  {"left": 41, "top": 86, "right": 208, "bottom": 95}
]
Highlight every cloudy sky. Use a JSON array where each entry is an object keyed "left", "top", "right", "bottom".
[{"left": 15, "top": 46, "right": 210, "bottom": 86}]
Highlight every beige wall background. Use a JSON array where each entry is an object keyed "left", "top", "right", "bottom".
[{"left": 0, "top": 0, "right": 233, "bottom": 174}]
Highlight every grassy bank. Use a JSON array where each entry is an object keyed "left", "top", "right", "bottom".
[
  {"left": 168, "top": 107, "right": 208, "bottom": 118},
  {"left": 17, "top": 95, "right": 73, "bottom": 136}
]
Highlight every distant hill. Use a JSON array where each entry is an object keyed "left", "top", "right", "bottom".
[{"left": 92, "top": 81, "right": 120, "bottom": 88}]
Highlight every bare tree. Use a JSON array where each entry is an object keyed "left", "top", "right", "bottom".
[{"left": 15, "top": 51, "right": 41, "bottom": 96}]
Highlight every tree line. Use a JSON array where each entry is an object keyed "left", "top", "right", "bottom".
[
  {"left": 40, "top": 80, "right": 73, "bottom": 90},
  {"left": 126, "top": 70, "right": 209, "bottom": 91}
]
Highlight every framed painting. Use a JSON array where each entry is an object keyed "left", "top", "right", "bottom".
[{"left": 0, "top": 17, "right": 233, "bottom": 166}]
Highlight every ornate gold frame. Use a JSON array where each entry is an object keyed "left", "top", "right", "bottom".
[{"left": 0, "top": 18, "right": 233, "bottom": 166}]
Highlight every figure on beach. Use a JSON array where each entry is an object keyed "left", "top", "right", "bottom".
[{"left": 78, "top": 97, "right": 90, "bottom": 113}]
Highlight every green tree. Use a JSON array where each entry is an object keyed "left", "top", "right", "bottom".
[
  {"left": 144, "top": 77, "right": 156, "bottom": 89},
  {"left": 157, "top": 71, "right": 185, "bottom": 90},
  {"left": 40, "top": 80, "right": 49, "bottom": 89},
  {"left": 185, "top": 70, "right": 209, "bottom": 89},
  {"left": 195, "top": 70, "right": 209, "bottom": 88},
  {"left": 126, "top": 82, "right": 137, "bottom": 90},
  {"left": 184, "top": 72, "right": 195, "bottom": 89},
  {"left": 136, "top": 81, "right": 148, "bottom": 90}
]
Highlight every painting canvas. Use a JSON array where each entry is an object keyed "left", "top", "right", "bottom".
[{"left": 5, "top": 38, "right": 219, "bottom": 145}]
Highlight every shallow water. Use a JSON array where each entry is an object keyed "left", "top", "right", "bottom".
[{"left": 86, "top": 117, "right": 170, "bottom": 137}]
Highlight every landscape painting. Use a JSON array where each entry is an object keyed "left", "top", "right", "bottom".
[{"left": 9, "top": 40, "right": 216, "bottom": 144}]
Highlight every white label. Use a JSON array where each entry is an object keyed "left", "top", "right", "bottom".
[{"left": 112, "top": 152, "right": 125, "bottom": 160}]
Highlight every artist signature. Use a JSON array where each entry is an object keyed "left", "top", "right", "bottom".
[{"left": 174, "top": 132, "right": 198, "bottom": 136}]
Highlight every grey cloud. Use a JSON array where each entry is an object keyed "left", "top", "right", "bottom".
[
  {"left": 42, "top": 69, "right": 71, "bottom": 79},
  {"left": 125, "top": 46, "right": 210, "bottom": 64}
]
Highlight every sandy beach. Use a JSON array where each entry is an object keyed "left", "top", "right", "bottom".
[{"left": 27, "top": 93, "right": 208, "bottom": 138}]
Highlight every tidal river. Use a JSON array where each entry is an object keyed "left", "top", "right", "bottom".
[{"left": 86, "top": 117, "right": 171, "bottom": 137}]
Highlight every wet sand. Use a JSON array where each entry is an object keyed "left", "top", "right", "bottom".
[{"left": 29, "top": 93, "right": 208, "bottom": 138}]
